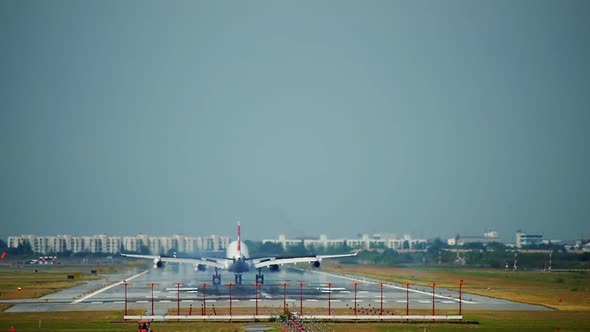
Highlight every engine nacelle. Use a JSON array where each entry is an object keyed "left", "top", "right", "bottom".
[
  {"left": 153, "top": 258, "right": 164, "bottom": 269},
  {"left": 195, "top": 264, "right": 207, "bottom": 272},
  {"left": 310, "top": 261, "right": 320, "bottom": 268},
  {"left": 269, "top": 264, "right": 280, "bottom": 272}
]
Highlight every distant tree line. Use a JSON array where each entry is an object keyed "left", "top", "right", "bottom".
[
  {"left": 244, "top": 238, "right": 590, "bottom": 270},
  {"left": 0, "top": 239, "right": 33, "bottom": 256},
  {"left": 2, "top": 238, "right": 588, "bottom": 270}
]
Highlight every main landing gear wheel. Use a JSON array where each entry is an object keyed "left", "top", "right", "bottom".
[
  {"left": 255, "top": 268, "right": 264, "bottom": 284},
  {"left": 212, "top": 268, "right": 221, "bottom": 286},
  {"left": 234, "top": 273, "right": 242, "bottom": 285}
]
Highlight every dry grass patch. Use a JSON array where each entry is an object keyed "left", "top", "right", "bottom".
[{"left": 0, "top": 265, "right": 105, "bottom": 300}]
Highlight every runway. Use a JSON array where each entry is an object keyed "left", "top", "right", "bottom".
[{"left": 4, "top": 265, "right": 550, "bottom": 313}]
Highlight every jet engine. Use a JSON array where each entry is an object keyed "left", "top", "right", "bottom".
[
  {"left": 269, "top": 264, "right": 280, "bottom": 272},
  {"left": 153, "top": 257, "right": 164, "bottom": 269},
  {"left": 310, "top": 261, "right": 320, "bottom": 268},
  {"left": 195, "top": 264, "right": 207, "bottom": 272}
]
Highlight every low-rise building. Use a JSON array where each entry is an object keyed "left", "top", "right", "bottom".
[
  {"left": 516, "top": 231, "right": 543, "bottom": 248},
  {"left": 6, "top": 233, "right": 231, "bottom": 255},
  {"left": 263, "top": 233, "right": 427, "bottom": 251},
  {"left": 447, "top": 231, "right": 500, "bottom": 246}
]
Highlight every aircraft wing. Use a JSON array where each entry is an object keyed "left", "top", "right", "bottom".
[
  {"left": 253, "top": 250, "right": 360, "bottom": 269},
  {"left": 120, "top": 253, "right": 228, "bottom": 269}
]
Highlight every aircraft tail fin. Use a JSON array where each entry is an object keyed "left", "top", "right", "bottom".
[{"left": 237, "top": 221, "right": 241, "bottom": 256}]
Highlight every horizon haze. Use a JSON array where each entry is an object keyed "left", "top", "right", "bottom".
[{"left": 1, "top": 1, "right": 589, "bottom": 242}]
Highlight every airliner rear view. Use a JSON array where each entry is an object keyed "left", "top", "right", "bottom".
[{"left": 122, "top": 222, "right": 359, "bottom": 285}]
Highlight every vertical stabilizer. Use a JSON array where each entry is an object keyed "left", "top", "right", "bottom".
[{"left": 237, "top": 221, "right": 241, "bottom": 256}]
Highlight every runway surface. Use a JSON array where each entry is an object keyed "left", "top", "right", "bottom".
[{"left": 4, "top": 265, "right": 550, "bottom": 313}]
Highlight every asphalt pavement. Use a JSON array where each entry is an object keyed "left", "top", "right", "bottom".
[{"left": 3, "top": 264, "right": 550, "bottom": 314}]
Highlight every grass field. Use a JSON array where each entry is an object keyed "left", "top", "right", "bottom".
[
  {"left": 0, "top": 264, "right": 112, "bottom": 300},
  {"left": 1, "top": 309, "right": 590, "bottom": 331}
]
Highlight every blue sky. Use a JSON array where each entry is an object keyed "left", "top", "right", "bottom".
[{"left": 1, "top": 1, "right": 589, "bottom": 241}]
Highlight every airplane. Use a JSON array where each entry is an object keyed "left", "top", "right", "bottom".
[{"left": 121, "top": 222, "right": 360, "bottom": 285}]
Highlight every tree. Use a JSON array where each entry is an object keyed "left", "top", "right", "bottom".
[
  {"left": 9, "top": 241, "right": 33, "bottom": 255},
  {"left": 139, "top": 244, "right": 151, "bottom": 255},
  {"left": 485, "top": 241, "right": 506, "bottom": 251},
  {"left": 246, "top": 241, "right": 285, "bottom": 257},
  {"left": 427, "top": 238, "right": 447, "bottom": 253},
  {"left": 463, "top": 242, "right": 485, "bottom": 250},
  {"left": 285, "top": 241, "right": 310, "bottom": 256}
]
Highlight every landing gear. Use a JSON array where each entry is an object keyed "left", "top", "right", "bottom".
[
  {"left": 234, "top": 273, "right": 242, "bottom": 285},
  {"left": 255, "top": 268, "right": 264, "bottom": 284},
  {"left": 212, "top": 268, "right": 221, "bottom": 286}
]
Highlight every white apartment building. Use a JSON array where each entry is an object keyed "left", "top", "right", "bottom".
[
  {"left": 7, "top": 233, "right": 231, "bottom": 255},
  {"left": 263, "top": 233, "right": 427, "bottom": 250}
]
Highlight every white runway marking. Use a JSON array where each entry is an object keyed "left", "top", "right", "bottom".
[
  {"left": 160, "top": 300, "right": 171, "bottom": 303},
  {"left": 319, "top": 287, "right": 347, "bottom": 291},
  {"left": 418, "top": 300, "right": 431, "bottom": 303},
  {"left": 136, "top": 300, "right": 148, "bottom": 304},
  {"left": 181, "top": 300, "right": 193, "bottom": 303},
  {"left": 306, "top": 299, "right": 318, "bottom": 302},
  {"left": 303, "top": 268, "right": 476, "bottom": 304},
  {"left": 91, "top": 301, "right": 103, "bottom": 304},
  {"left": 114, "top": 301, "right": 125, "bottom": 304},
  {"left": 71, "top": 270, "right": 149, "bottom": 304}
]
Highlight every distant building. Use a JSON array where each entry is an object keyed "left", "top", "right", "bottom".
[
  {"left": 515, "top": 231, "right": 543, "bottom": 248},
  {"left": 6, "top": 233, "right": 231, "bottom": 255},
  {"left": 447, "top": 231, "right": 500, "bottom": 246},
  {"left": 263, "top": 233, "right": 427, "bottom": 251}
]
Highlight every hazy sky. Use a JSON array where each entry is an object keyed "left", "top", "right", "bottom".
[{"left": 1, "top": 1, "right": 589, "bottom": 241}]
